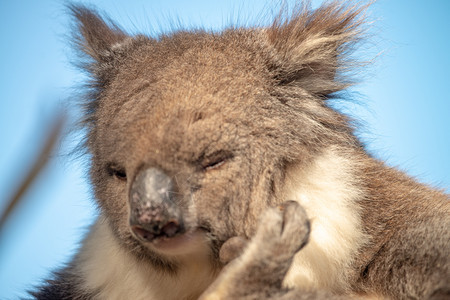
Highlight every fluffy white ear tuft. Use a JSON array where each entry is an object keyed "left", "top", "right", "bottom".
[{"left": 264, "top": 1, "right": 370, "bottom": 97}]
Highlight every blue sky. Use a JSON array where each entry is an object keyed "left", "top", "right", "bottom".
[{"left": 0, "top": 0, "right": 449, "bottom": 298}]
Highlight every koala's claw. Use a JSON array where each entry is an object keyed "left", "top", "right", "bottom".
[
  {"left": 254, "top": 200, "right": 310, "bottom": 258},
  {"left": 279, "top": 200, "right": 310, "bottom": 252}
]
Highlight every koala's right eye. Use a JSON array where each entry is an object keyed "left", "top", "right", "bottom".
[{"left": 106, "top": 163, "right": 127, "bottom": 181}]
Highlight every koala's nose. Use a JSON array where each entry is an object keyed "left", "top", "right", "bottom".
[{"left": 129, "top": 168, "right": 184, "bottom": 242}]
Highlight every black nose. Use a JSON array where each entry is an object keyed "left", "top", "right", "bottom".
[{"left": 129, "top": 168, "right": 184, "bottom": 242}]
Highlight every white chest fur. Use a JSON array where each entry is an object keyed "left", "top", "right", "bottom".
[
  {"left": 76, "top": 219, "right": 215, "bottom": 300},
  {"left": 283, "top": 147, "right": 368, "bottom": 292}
]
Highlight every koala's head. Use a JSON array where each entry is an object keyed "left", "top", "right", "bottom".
[{"left": 70, "top": 2, "right": 365, "bottom": 266}]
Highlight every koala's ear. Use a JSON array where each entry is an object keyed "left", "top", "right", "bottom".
[
  {"left": 68, "top": 4, "right": 129, "bottom": 63},
  {"left": 263, "top": 2, "right": 369, "bottom": 97}
]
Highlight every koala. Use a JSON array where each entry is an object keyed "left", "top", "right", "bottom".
[{"left": 32, "top": 1, "right": 449, "bottom": 299}]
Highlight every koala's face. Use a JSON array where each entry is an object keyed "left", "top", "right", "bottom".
[
  {"left": 73, "top": 3, "right": 357, "bottom": 262},
  {"left": 88, "top": 32, "right": 289, "bottom": 260}
]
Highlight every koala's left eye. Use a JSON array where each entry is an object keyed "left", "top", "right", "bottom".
[
  {"left": 201, "top": 150, "right": 234, "bottom": 171},
  {"left": 106, "top": 163, "right": 127, "bottom": 181}
]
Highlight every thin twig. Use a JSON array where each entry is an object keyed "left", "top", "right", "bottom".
[{"left": 0, "top": 114, "right": 65, "bottom": 230}]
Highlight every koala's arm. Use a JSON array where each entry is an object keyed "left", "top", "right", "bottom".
[{"left": 199, "top": 201, "right": 344, "bottom": 300}]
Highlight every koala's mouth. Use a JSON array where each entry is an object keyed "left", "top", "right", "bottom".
[
  {"left": 131, "top": 224, "right": 208, "bottom": 254},
  {"left": 131, "top": 221, "right": 182, "bottom": 242},
  {"left": 150, "top": 229, "right": 207, "bottom": 252}
]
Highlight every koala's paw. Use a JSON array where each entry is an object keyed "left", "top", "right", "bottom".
[
  {"left": 200, "top": 201, "right": 311, "bottom": 300},
  {"left": 253, "top": 200, "right": 310, "bottom": 259}
]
